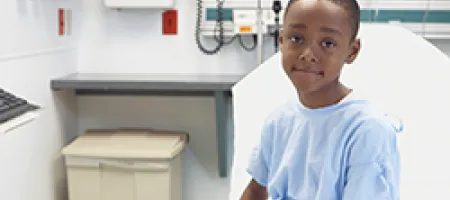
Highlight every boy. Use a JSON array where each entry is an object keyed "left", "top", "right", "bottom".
[{"left": 240, "top": 0, "right": 402, "bottom": 199}]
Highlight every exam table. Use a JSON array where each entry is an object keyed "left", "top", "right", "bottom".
[{"left": 230, "top": 24, "right": 450, "bottom": 200}]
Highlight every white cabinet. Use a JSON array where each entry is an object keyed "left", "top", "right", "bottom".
[{"left": 62, "top": 129, "right": 188, "bottom": 200}]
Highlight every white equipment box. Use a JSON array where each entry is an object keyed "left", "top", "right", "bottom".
[
  {"left": 233, "top": 10, "right": 268, "bottom": 35},
  {"left": 104, "top": 0, "right": 176, "bottom": 9},
  {"left": 62, "top": 128, "right": 188, "bottom": 200}
]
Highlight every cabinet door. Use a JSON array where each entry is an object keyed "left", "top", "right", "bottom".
[
  {"left": 101, "top": 167, "right": 136, "bottom": 200},
  {"left": 135, "top": 170, "right": 171, "bottom": 200},
  {"left": 67, "top": 168, "right": 101, "bottom": 200}
]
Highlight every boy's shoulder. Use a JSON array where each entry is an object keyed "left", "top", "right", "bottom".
[
  {"left": 262, "top": 98, "right": 301, "bottom": 126},
  {"left": 262, "top": 91, "right": 403, "bottom": 133}
]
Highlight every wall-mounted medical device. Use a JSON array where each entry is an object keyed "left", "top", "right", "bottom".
[
  {"left": 233, "top": 10, "right": 267, "bottom": 35},
  {"left": 104, "top": 0, "right": 176, "bottom": 9},
  {"left": 196, "top": 0, "right": 285, "bottom": 56},
  {"left": 199, "top": 0, "right": 450, "bottom": 39},
  {"left": 196, "top": 0, "right": 450, "bottom": 57}
]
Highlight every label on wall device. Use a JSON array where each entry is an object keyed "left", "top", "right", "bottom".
[{"left": 239, "top": 26, "right": 253, "bottom": 33}]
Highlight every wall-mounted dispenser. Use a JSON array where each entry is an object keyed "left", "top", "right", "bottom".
[{"left": 104, "top": 0, "right": 176, "bottom": 9}]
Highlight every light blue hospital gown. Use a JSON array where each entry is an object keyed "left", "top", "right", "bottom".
[{"left": 247, "top": 91, "right": 402, "bottom": 200}]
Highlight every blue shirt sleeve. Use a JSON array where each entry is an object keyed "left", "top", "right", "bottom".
[
  {"left": 343, "top": 119, "right": 401, "bottom": 200},
  {"left": 247, "top": 121, "right": 274, "bottom": 187}
]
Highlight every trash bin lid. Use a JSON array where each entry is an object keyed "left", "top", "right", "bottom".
[{"left": 62, "top": 128, "right": 188, "bottom": 160}]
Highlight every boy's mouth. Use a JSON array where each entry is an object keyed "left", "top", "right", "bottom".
[{"left": 292, "top": 67, "right": 324, "bottom": 76}]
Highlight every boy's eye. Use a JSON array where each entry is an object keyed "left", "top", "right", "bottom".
[
  {"left": 290, "top": 35, "right": 303, "bottom": 43},
  {"left": 322, "top": 40, "right": 336, "bottom": 48}
]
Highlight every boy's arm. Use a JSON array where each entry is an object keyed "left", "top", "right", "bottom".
[
  {"left": 240, "top": 121, "right": 274, "bottom": 200},
  {"left": 342, "top": 120, "right": 401, "bottom": 200},
  {"left": 240, "top": 179, "right": 268, "bottom": 200}
]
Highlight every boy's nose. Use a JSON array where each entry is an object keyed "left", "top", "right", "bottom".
[{"left": 298, "top": 47, "right": 318, "bottom": 63}]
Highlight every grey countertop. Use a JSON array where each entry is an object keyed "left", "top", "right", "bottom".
[{"left": 51, "top": 73, "right": 246, "bottom": 92}]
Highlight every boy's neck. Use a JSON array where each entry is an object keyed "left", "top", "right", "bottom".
[{"left": 298, "top": 82, "right": 351, "bottom": 109}]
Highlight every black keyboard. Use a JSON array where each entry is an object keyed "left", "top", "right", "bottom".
[{"left": 0, "top": 88, "right": 40, "bottom": 124}]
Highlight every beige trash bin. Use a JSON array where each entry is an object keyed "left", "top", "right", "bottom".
[{"left": 61, "top": 128, "right": 188, "bottom": 200}]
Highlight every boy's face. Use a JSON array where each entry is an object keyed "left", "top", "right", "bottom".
[{"left": 280, "top": 0, "right": 361, "bottom": 94}]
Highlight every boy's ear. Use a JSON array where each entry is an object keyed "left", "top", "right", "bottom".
[
  {"left": 278, "top": 29, "right": 284, "bottom": 46},
  {"left": 345, "top": 38, "right": 361, "bottom": 64}
]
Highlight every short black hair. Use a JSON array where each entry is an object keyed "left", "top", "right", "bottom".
[{"left": 284, "top": 0, "right": 360, "bottom": 40}]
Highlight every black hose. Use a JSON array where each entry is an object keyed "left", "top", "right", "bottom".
[
  {"left": 195, "top": 0, "right": 224, "bottom": 55},
  {"left": 238, "top": 35, "right": 257, "bottom": 51},
  {"left": 214, "top": 21, "right": 238, "bottom": 45}
]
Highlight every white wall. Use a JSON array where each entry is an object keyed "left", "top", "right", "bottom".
[
  {"left": 73, "top": 1, "right": 450, "bottom": 200},
  {"left": 76, "top": 0, "right": 272, "bottom": 74},
  {"left": 0, "top": 1, "right": 78, "bottom": 200}
]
